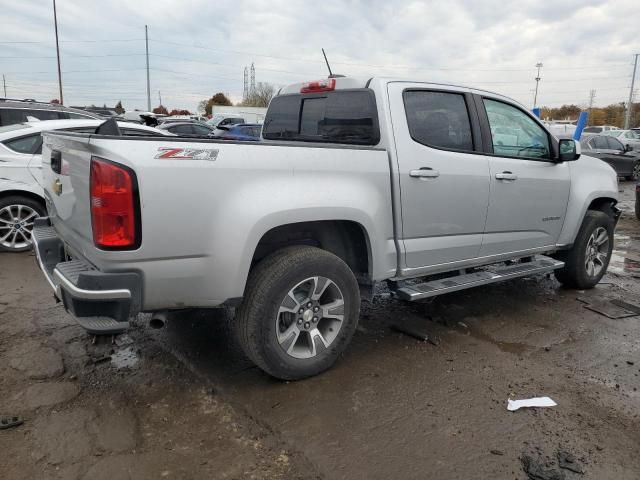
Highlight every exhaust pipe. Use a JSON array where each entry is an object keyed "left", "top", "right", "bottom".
[{"left": 149, "top": 311, "right": 168, "bottom": 329}]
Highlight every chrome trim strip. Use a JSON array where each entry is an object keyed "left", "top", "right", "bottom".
[{"left": 53, "top": 268, "right": 131, "bottom": 300}]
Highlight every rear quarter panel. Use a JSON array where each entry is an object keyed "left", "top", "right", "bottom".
[{"left": 43, "top": 135, "right": 396, "bottom": 310}]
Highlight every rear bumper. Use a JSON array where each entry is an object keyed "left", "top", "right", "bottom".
[{"left": 33, "top": 218, "right": 142, "bottom": 326}]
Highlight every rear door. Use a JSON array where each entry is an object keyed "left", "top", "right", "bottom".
[
  {"left": 388, "top": 83, "right": 490, "bottom": 269},
  {"left": 476, "top": 96, "right": 570, "bottom": 256}
]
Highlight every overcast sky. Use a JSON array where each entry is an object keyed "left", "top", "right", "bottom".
[{"left": 1, "top": 0, "right": 637, "bottom": 112}]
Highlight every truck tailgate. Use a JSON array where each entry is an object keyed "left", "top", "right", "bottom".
[{"left": 41, "top": 132, "right": 94, "bottom": 255}]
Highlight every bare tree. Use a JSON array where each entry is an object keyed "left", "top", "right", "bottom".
[{"left": 241, "top": 82, "right": 276, "bottom": 108}]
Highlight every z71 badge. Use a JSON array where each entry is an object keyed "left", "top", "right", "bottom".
[{"left": 154, "top": 147, "right": 219, "bottom": 161}]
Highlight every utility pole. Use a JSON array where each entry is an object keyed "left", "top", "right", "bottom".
[
  {"left": 587, "top": 89, "right": 596, "bottom": 126},
  {"left": 624, "top": 54, "right": 638, "bottom": 129},
  {"left": 243, "top": 67, "right": 249, "bottom": 102},
  {"left": 2, "top": 75, "right": 6, "bottom": 97},
  {"left": 145, "top": 25, "right": 151, "bottom": 112},
  {"left": 53, "top": 0, "right": 63, "bottom": 105},
  {"left": 250, "top": 63, "right": 255, "bottom": 95},
  {"left": 533, "top": 62, "right": 543, "bottom": 108},
  {"left": 158, "top": 90, "right": 162, "bottom": 106}
]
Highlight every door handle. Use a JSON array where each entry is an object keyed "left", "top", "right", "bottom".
[
  {"left": 409, "top": 167, "right": 440, "bottom": 178},
  {"left": 495, "top": 171, "right": 518, "bottom": 181}
]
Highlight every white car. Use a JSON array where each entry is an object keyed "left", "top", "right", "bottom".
[{"left": 0, "top": 119, "right": 170, "bottom": 252}]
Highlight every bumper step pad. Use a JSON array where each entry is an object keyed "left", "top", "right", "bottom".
[
  {"left": 76, "top": 316, "right": 130, "bottom": 335},
  {"left": 396, "top": 255, "right": 564, "bottom": 301}
]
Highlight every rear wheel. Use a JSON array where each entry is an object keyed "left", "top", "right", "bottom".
[
  {"left": 235, "top": 246, "right": 360, "bottom": 380},
  {"left": 554, "top": 210, "right": 614, "bottom": 289},
  {"left": 0, "top": 196, "right": 45, "bottom": 252}
]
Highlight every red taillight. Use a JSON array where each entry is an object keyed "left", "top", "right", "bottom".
[
  {"left": 300, "top": 78, "right": 336, "bottom": 94},
  {"left": 90, "top": 157, "right": 139, "bottom": 249}
]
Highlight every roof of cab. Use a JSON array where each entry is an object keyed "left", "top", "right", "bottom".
[{"left": 277, "top": 76, "right": 522, "bottom": 108}]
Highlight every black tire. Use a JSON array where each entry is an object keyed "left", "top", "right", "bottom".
[
  {"left": 0, "top": 195, "right": 46, "bottom": 253},
  {"left": 235, "top": 246, "right": 360, "bottom": 380},
  {"left": 631, "top": 162, "right": 640, "bottom": 182},
  {"left": 636, "top": 195, "right": 640, "bottom": 221},
  {"left": 554, "top": 210, "right": 614, "bottom": 289}
]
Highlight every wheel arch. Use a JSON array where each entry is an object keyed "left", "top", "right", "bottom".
[
  {"left": 557, "top": 194, "right": 618, "bottom": 247},
  {"left": 0, "top": 189, "right": 46, "bottom": 210},
  {"left": 250, "top": 219, "right": 372, "bottom": 284}
]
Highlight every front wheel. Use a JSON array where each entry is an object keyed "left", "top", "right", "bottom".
[
  {"left": 0, "top": 196, "right": 46, "bottom": 252},
  {"left": 554, "top": 210, "right": 614, "bottom": 289},
  {"left": 235, "top": 246, "right": 360, "bottom": 380}
]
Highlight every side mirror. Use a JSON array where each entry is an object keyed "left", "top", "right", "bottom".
[
  {"left": 625, "top": 144, "right": 633, "bottom": 152},
  {"left": 558, "top": 138, "right": 580, "bottom": 162}
]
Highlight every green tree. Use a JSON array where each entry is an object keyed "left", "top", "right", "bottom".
[{"left": 114, "top": 101, "right": 125, "bottom": 114}]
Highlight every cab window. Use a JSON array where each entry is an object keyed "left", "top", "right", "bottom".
[
  {"left": 483, "top": 99, "right": 550, "bottom": 159},
  {"left": 403, "top": 90, "right": 474, "bottom": 152}
]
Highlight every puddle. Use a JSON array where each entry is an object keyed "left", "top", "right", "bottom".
[
  {"left": 609, "top": 234, "right": 640, "bottom": 276},
  {"left": 110, "top": 346, "right": 139, "bottom": 369}
]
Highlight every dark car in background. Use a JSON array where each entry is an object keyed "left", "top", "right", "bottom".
[
  {"left": 157, "top": 121, "right": 215, "bottom": 137},
  {"left": 580, "top": 134, "right": 639, "bottom": 180},
  {"left": 214, "top": 123, "right": 262, "bottom": 141},
  {"left": 0, "top": 99, "right": 100, "bottom": 126}
]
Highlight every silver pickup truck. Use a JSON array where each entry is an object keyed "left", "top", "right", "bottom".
[{"left": 33, "top": 77, "right": 620, "bottom": 380}]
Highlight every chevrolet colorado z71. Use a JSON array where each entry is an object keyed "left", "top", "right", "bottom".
[{"left": 33, "top": 77, "right": 620, "bottom": 380}]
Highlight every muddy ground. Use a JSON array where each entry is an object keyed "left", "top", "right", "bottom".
[{"left": 1, "top": 182, "right": 639, "bottom": 480}]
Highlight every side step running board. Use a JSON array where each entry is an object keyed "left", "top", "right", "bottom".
[{"left": 396, "top": 255, "right": 564, "bottom": 301}]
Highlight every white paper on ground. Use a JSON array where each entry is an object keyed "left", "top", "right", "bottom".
[{"left": 507, "top": 397, "right": 557, "bottom": 411}]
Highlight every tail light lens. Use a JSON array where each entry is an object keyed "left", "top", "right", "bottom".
[
  {"left": 90, "top": 157, "right": 140, "bottom": 249},
  {"left": 300, "top": 78, "right": 336, "bottom": 93}
]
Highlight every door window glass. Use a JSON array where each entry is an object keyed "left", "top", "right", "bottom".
[
  {"left": 171, "top": 124, "right": 193, "bottom": 135},
  {"left": 403, "top": 91, "right": 474, "bottom": 151},
  {"left": 606, "top": 137, "right": 624, "bottom": 151},
  {"left": 483, "top": 99, "right": 550, "bottom": 159},
  {"left": 591, "top": 136, "right": 608, "bottom": 149},
  {"left": 192, "top": 125, "right": 212, "bottom": 135}
]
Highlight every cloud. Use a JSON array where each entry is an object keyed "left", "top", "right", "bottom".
[{"left": 0, "top": 0, "right": 636, "bottom": 111}]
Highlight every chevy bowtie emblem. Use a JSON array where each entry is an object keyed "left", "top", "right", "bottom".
[{"left": 53, "top": 179, "right": 63, "bottom": 196}]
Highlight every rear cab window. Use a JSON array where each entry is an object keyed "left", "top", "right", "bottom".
[{"left": 263, "top": 89, "right": 380, "bottom": 145}]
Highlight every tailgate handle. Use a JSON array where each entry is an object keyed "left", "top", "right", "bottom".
[{"left": 51, "top": 150, "right": 62, "bottom": 174}]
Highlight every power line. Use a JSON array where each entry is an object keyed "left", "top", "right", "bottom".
[{"left": 0, "top": 38, "right": 143, "bottom": 44}]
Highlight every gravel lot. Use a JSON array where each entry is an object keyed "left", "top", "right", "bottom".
[{"left": 1, "top": 182, "right": 639, "bottom": 480}]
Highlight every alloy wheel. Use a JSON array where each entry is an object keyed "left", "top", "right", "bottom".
[
  {"left": 584, "top": 226, "right": 609, "bottom": 277},
  {"left": 0, "top": 204, "right": 39, "bottom": 251},
  {"left": 275, "top": 276, "right": 345, "bottom": 359}
]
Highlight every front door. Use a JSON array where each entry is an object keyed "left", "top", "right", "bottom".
[
  {"left": 478, "top": 97, "right": 570, "bottom": 257},
  {"left": 388, "top": 83, "right": 490, "bottom": 270}
]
